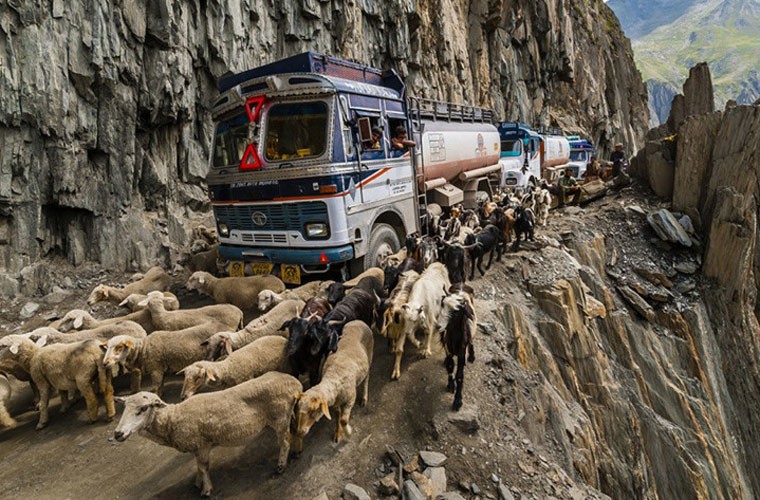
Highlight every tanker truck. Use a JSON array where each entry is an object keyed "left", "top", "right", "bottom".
[
  {"left": 497, "top": 122, "right": 570, "bottom": 188},
  {"left": 206, "top": 52, "right": 501, "bottom": 282}
]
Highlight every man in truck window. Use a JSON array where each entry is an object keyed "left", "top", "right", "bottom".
[{"left": 391, "top": 125, "right": 416, "bottom": 151}]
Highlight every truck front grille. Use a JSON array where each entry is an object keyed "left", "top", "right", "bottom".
[{"left": 214, "top": 202, "right": 328, "bottom": 233}]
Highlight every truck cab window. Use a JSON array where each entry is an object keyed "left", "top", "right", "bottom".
[
  {"left": 265, "top": 101, "right": 328, "bottom": 161},
  {"left": 212, "top": 114, "right": 250, "bottom": 168},
  {"left": 360, "top": 117, "right": 386, "bottom": 159}
]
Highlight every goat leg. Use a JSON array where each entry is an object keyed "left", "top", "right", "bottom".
[
  {"left": 445, "top": 354, "right": 455, "bottom": 393},
  {"left": 477, "top": 256, "right": 486, "bottom": 277},
  {"left": 467, "top": 342, "right": 475, "bottom": 363},
  {"left": 453, "top": 354, "right": 466, "bottom": 411}
]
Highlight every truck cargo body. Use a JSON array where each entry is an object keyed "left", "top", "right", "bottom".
[{"left": 207, "top": 52, "right": 498, "bottom": 281}]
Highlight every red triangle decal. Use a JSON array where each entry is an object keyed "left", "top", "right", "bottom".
[{"left": 240, "top": 143, "right": 261, "bottom": 170}]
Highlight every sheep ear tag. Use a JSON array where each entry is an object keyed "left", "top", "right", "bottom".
[
  {"left": 9, "top": 344, "right": 19, "bottom": 354},
  {"left": 73, "top": 315, "right": 83, "bottom": 329}
]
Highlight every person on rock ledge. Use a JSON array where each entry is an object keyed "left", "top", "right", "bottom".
[{"left": 558, "top": 167, "right": 582, "bottom": 207}]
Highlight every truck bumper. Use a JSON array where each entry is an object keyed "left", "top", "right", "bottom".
[{"left": 218, "top": 244, "right": 355, "bottom": 265}]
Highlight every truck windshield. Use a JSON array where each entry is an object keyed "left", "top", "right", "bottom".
[
  {"left": 570, "top": 151, "right": 587, "bottom": 161},
  {"left": 501, "top": 139, "right": 521, "bottom": 156},
  {"left": 212, "top": 114, "right": 249, "bottom": 168},
  {"left": 266, "top": 101, "right": 329, "bottom": 161}
]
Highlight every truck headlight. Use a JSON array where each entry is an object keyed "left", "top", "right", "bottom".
[
  {"left": 218, "top": 223, "right": 230, "bottom": 238},
  {"left": 305, "top": 223, "right": 329, "bottom": 238}
]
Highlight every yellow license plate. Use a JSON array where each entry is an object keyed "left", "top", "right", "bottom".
[
  {"left": 280, "top": 264, "right": 301, "bottom": 285},
  {"left": 250, "top": 262, "right": 274, "bottom": 276},
  {"left": 228, "top": 261, "right": 246, "bottom": 277}
]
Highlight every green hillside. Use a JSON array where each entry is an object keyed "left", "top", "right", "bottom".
[{"left": 632, "top": 0, "right": 760, "bottom": 108}]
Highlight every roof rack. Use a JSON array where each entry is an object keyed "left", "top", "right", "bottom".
[
  {"left": 407, "top": 96, "right": 494, "bottom": 124},
  {"left": 537, "top": 126, "right": 564, "bottom": 136},
  {"left": 218, "top": 52, "right": 404, "bottom": 95}
]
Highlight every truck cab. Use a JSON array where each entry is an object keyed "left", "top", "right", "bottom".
[
  {"left": 567, "top": 136, "right": 595, "bottom": 179},
  {"left": 497, "top": 122, "right": 541, "bottom": 188}
]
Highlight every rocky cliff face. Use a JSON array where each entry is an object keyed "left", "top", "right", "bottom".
[
  {"left": 0, "top": 0, "right": 648, "bottom": 294},
  {"left": 632, "top": 63, "right": 760, "bottom": 498}
]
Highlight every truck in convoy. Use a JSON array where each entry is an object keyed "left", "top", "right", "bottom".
[
  {"left": 207, "top": 52, "right": 500, "bottom": 282},
  {"left": 496, "top": 122, "right": 570, "bottom": 188},
  {"left": 567, "top": 135, "right": 595, "bottom": 179}
]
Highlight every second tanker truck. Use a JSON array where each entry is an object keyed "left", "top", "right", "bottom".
[
  {"left": 207, "top": 52, "right": 500, "bottom": 282},
  {"left": 497, "top": 122, "right": 571, "bottom": 188}
]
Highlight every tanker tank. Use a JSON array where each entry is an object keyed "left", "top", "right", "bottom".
[
  {"left": 418, "top": 120, "right": 501, "bottom": 187},
  {"left": 540, "top": 135, "right": 571, "bottom": 169}
]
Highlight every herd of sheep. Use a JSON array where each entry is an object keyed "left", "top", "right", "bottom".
[{"left": 0, "top": 189, "right": 552, "bottom": 497}]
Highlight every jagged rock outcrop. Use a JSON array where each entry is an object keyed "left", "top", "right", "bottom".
[
  {"left": 633, "top": 65, "right": 760, "bottom": 497},
  {"left": 0, "top": 0, "right": 648, "bottom": 295},
  {"left": 631, "top": 63, "right": 717, "bottom": 198},
  {"left": 499, "top": 227, "right": 752, "bottom": 499}
]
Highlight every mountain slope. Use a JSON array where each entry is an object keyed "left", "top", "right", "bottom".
[
  {"left": 611, "top": 0, "right": 760, "bottom": 122},
  {"left": 607, "top": 0, "right": 697, "bottom": 38}
]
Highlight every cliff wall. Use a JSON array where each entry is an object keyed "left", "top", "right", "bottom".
[{"left": 0, "top": 0, "right": 648, "bottom": 294}]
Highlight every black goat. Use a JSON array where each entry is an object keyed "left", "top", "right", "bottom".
[
  {"left": 437, "top": 285, "right": 477, "bottom": 411},
  {"left": 463, "top": 224, "right": 503, "bottom": 280},
  {"left": 512, "top": 206, "right": 535, "bottom": 251},
  {"left": 441, "top": 242, "right": 467, "bottom": 284},
  {"left": 311, "top": 276, "right": 382, "bottom": 355},
  {"left": 280, "top": 296, "right": 332, "bottom": 386},
  {"left": 325, "top": 282, "right": 346, "bottom": 306}
]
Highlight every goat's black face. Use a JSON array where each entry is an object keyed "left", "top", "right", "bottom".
[
  {"left": 326, "top": 283, "right": 346, "bottom": 306},
  {"left": 384, "top": 266, "right": 401, "bottom": 294},
  {"left": 285, "top": 319, "right": 309, "bottom": 357}
]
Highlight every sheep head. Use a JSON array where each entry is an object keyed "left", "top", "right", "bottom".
[
  {"left": 58, "top": 309, "right": 92, "bottom": 331},
  {"left": 0, "top": 335, "right": 35, "bottom": 357},
  {"left": 179, "top": 362, "right": 218, "bottom": 400},
  {"left": 295, "top": 392, "right": 331, "bottom": 438},
  {"left": 258, "top": 290, "right": 276, "bottom": 312},
  {"left": 136, "top": 291, "right": 167, "bottom": 311},
  {"left": 103, "top": 335, "right": 137, "bottom": 369},
  {"left": 186, "top": 271, "right": 211, "bottom": 291},
  {"left": 87, "top": 285, "right": 111, "bottom": 305},
  {"left": 201, "top": 332, "right": 233, "bottom": 361},
  {"left": 113, "top": 392, "right": 167, "bottom": 441}
]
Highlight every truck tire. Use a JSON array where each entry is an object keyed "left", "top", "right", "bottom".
[{"left": 365, "top": 223, "right": 400, "bottom": 269}]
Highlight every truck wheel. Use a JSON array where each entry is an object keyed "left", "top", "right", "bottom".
[{"left": 365, "top": 224, "right": 400, "bottom": 269}]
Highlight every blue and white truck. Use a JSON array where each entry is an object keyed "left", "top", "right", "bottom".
[
  {"left": 567, "top": 135, "right": 595, "bottom": 179},
  {"left": 206, "top": 52, "right": 501, "bottom": 282},
  {"left": 497, "top": 122, "right": 571, "bottom": 188}
]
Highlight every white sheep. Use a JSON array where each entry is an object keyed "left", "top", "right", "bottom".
[
  {"left": 87, "top": 266, "right": 171, "bottom": 305},
  {"left": 119, "top": 291, "right": 180, "bottom": 312},
  {"left": 113, "top": 371, "right": 302, "bottom": 496},
  {"left": 25, "top": 321, "right": 147, "bottom": 345},
  {"left": 102, "top": 321, "right": 227, "bottom": 396},
  {"left": 55, "top": 308, "right": 154, "bottom": 333},
  {"left": 0, "top": 373, "right": 16, "bottom": 428},
  {"left": 138, "top": 293, "right": 243, "bottom": 332},
  {"left": 400, "top": 262, "right": 451, "bottom": 362},
  {"left": 380, "top": 270, "right": 421, "bottom": 380},
  {"left": 0, "top": 335, "right": 115, "bottom": 430},
  {"left": 295, "top": 320, "right": 373, "bottom": 447},
  {"left": 257, "top": 280, "right": 333, "bottom": 312},
  {"left": 186, "top": 271, "right": 286, "bottom": 310},
  {"left": 180, "top": 336, "right": 289, "bottom": 399},
  {"left": 203, "top": 299, "right": 304, "bottom": 361}
]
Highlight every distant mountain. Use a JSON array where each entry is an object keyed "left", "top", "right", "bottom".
[
  {"left": 610, "top": 0, "right": 760, "bottom": 124},
  {"left": 607, "top": 0, "right": 698, "bottom": 38}
]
